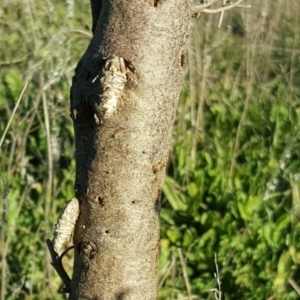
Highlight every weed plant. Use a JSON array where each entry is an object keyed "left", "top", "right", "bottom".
[{"left": 159, "top": 1, "right": 300, "bottom": 299}]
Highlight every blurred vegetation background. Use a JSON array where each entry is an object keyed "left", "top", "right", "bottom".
[{"left": 1, "top": 0, "right": 300, "bottom": 299}]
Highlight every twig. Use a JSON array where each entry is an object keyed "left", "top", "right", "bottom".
[
  {"left": 68, "top": 29, "right": 92, "bottom": 38},
  {"left": 199, "top": 0, "right": 221, "bottom": 8},
  {"left": 191, "top": 0, "right": 251, "bottom": 16},
  {"left": 46, "top": 239, "right": 73, "bottom": 293},
  {"left": 218, "top": 10, "right": 225, "bottom": 28}
]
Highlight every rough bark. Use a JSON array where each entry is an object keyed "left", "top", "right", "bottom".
[{"left": 69, "top": 1, "right": 191, "bottom": 299}]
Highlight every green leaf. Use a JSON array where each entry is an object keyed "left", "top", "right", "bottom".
[
  {"left": 187, "top": 182, "right": 198, "bottom": 198},
  {"left": 183, "top": 227, "right": 196, "bottom": 247},
  {"left": 274, "top": 251, "right": 291, "bottom": 292},
  {"left": 263, "top": 223, "right": 275, "bottom": 247},
  {"left": 163, "top": 176, "right": 187, "bottom": 211},
  {"left": 244, "top": 195, "right": 262, "bottom": 216},
  {"left": 160, "top": 208, "right": 175, "bottom": 225},
  {"left": 4, "top": 69, "right": 23, "bottom": 99},
  {"left": 237, "top": 202, "right": 249, "bottom": 220},
  {"left": 166, "top": 228, "right": 182, "bottom": 244}
]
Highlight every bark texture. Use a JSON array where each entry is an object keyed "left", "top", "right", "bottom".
[{"left": 69, "top": 1, "right": 191, "bottom": 299}]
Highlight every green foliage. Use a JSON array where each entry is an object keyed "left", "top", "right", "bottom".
[
  {"left": 159, "top": 2, "right": 300, "bottom": 299},
  {"left": 0, "top": 1, "right": 90, "bottom": 298},
  {"left": 1, "top": 0, "right": 300, "bottom": 299}
]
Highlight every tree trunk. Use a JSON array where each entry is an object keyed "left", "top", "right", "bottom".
[{"left": 69, "top": 0, "right": 190, "bottom": 299}]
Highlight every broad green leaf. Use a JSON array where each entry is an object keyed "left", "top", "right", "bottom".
[
  {"left": 163, "top": 176, "right": 187, "bottom": 211},
  {"left": 274, "top": 251, "right": 291, "bottom": 292},
  {"left": 237, "top": 202, "right": 249, "bottom": 220},
  {"left": 4, "top": 69, "right": 23, "bottom": 99},
  {"left": 160, "top": 208, "right": 175, "bottom": 225},
  {"left": 183, "top": 227, "right": 196, "bottom": 247},
  {"left": 187, "top": 182, "right": 198, "bottom": 198},
  {"left": 263, "top": 223, "right": 275, "bottom": 246},
  {"left": 166, "top": 228, "right": 182, "bottom": 244},
  {"left": 244, "top": 195, "right": 262, "bottom": 216}
]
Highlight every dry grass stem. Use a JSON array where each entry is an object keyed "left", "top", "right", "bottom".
[
  {"left": 0, "top": 81, "right": 28, "bottom": 149},
  {"left": 177, "top": 248, "right": 192, "bottom": 300}
]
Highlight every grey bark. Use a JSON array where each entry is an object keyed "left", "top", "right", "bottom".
[{"left": 69, "top": 1, "right": 192, "bottom": 299}]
